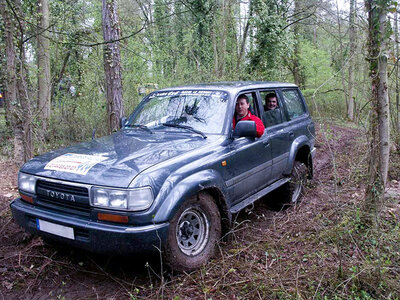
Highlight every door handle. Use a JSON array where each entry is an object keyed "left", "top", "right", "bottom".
[{"left": 263, "top": 141, "right": 270, "bottom": 147}]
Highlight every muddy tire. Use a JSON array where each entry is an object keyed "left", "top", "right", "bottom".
[
  {"left": 283, "top": 161, "right": 308, "bottom": 204},
  {"left": 164, "top": 192, "right": 221, "bottom": 272}
]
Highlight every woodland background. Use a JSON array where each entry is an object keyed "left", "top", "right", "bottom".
[{"left": 0, "top": 0, "right": 398, "bottom": 156}]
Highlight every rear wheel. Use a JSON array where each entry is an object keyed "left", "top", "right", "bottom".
[
  {"left": 283, "top": 161, "right": 308, "bottom": 204},
  {"left": 164, "top": 192, "right": 221, "bottom": 272},
  {"left": 269, "top": 161, "right": 308, "bottom": 210}
]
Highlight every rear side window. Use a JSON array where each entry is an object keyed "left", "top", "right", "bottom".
[
  {"left": 281, "top": 89, "right": 306, "bottom": 120},
  {"left": 259, "top": 90, "right": 285, "bottom": 127}
]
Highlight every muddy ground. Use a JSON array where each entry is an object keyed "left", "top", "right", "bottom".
[{"left": 0, "top": 123, "right": 399, "bottom": 299}]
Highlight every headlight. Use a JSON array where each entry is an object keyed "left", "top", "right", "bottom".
[
  {"left": 18, "top": 173, "right": 36, "bottom": 194},
  {"left": 91, "top": 186, "right": 154, "bottom": 211}
]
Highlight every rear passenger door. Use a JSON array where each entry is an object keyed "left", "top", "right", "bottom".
[
  {"left": 258, "top": 89, "right": 292, "bottom": 181},
  {"left": 279, "top": 88, "right": 311, "bottom": 165}
]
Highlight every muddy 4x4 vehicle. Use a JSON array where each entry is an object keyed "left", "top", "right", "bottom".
[{"left": 11, "top": 82, "right": 315, "bottom": 272}]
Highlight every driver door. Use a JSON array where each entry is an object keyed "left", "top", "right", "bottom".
[{"left": 226, "top": 91, "right": 273, "bottom": 205}]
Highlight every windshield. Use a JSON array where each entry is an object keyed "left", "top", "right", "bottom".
[{"left": 127, "top": 90, "right": 229, "bottom": 134}]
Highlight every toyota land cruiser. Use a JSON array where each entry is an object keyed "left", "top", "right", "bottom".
[{"left": 11, "top": 82, "right": 316, "bottom": 272}]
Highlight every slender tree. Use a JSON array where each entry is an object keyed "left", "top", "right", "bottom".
[
  {"left": 237, "top": 2, "right": 253, "bottom": 71},
  {"left": 102, "top": 0, "right": 125, "bottom": 132},
  {"left": 291, "top": 0, "right": 304, "bottom": 88},
  {"left": 347, "top": 0, "right": 356, "bottom": 121},
  {"left": 0, "top": 22, "right": 10, "bottom": 127},
  {"left": 37, "top": 0, "right": 51, "bottom": 134},
  {"left": 365, "top": 0, "right": 390, "bottom": 214},
  {"left": 395, "top": 11, "right": 400, "bottom": 144},
  {"left": 335, "top": 1, "right": 349, "bottom": 113},
  {"left": 1, "top": 0, "right": 33, "bottom": 165}
]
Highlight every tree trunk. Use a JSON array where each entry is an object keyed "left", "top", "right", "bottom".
[
  {"left": 347, "top": 0, "right": 356, "bottom": 121},
  {"left": 211, "top": 27, "right": 219, "bottom": 77},
  {"left": 336, "top": 1, "right": 348, "bottom": 116},
  {"left": 51, "top": 50, "right": 71, "bottom": 103},
  {"left": 219, "top": 0, "right": 227, "bottom": 77},
  {"left": 292, "top": 36, "right": 302, "bottom": 88},
  {"left": 395, "top": 12, "right": 400, "bottom": 145},
  {"left": 37, "top": 0, "right": 51, "bottom": 133},
  {"left": 365, "top": 0, "right": 390, "bottom": 216},
  {"left": 237, "top": 2, "right": 252, "bottom": 71},
  {"left": 292, "top": 0, "right": 303, "bottom": 88},
  {"left": 377, "top": 14, "right": 390, "bottom": 187},
  {"left": 101, "top": 0, "right": 125, "bottom": 133},
  {"left": 1, "top": 0, "right": 33, "bottom": 166}
]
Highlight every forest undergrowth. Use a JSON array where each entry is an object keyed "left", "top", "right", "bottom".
[{"left": 0, "top": 121, "right": 400, "bottom": 299}]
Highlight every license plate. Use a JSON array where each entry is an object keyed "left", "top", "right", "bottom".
[{"left": 36, "top": 219, "right": 75, "bottom": 240}]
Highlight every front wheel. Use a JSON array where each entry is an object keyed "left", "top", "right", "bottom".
[{"left": 163, "top": 192, "right": 221, "bottom": 272}]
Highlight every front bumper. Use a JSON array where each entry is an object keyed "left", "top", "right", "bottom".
[{"left": 10, "top": 198, "right": 169, "bottom": 254}]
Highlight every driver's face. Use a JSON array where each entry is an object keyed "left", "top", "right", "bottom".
[
  {"left": 235, "top": 98, "right": 249, "bottom": 118},
  {"left": 267, "top": 97, "right": 278, "bottom": 110}
]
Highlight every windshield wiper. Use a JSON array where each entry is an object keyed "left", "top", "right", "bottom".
[
  {"left": 162, "top": 123, "right": 207, "bottom": 139},
  {"left": 124, "top": 124, "right": 153, "bottom": 134}
]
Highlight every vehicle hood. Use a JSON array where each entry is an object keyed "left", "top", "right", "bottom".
[{"left": 21, "top": 131, "right": 218, "bottom": 188}]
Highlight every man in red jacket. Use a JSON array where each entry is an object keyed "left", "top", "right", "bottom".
[{"left": 232, "top": 95, "right": 265, "bottom": 138}]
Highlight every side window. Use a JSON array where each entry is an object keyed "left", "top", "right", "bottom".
[
  {"left": 281, "top": 89, "right": 306, "bottom": 120},
  {"left": 259, "top": 90, "right": 285, "bottom": 127}
]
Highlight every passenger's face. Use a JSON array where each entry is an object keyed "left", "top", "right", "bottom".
[
  {"left": 267, "top": 97, "right": 277, "bottom": 110},
  {"left": 236, "top": 98, "right": 249, "bottom": 118}
]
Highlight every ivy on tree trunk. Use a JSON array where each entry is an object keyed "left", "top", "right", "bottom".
[
  {"left": 365, "top": 0, "right": 390, "bottom": 217},
  {"left": 1, "top": 0, "right": 33, "bottom": 166}
]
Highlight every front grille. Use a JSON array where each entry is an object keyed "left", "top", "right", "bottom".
[
  {"left": 36, "top": 180, "right": 91, "bottom": 217},
  {"left": 37, "top": 180, "right": 88, "bottom": 196}
]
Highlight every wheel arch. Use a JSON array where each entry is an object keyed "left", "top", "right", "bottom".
[
  {"left": 284, "top": 136, "right": 313, "bottom": 178},
  {"left": 152, "top": 169, "right": 231, "bottom": 231},
  {"left": 202, "top": 187, "right": 231, "bottom": 234}
]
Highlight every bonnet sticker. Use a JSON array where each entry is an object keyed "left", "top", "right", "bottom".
[{"left": 44, "top": 153, "right": 108, "bottom": 175}]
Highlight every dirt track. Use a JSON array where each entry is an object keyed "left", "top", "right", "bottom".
[{"left": 0, "top": 123, "right": 399, "bottom": 299}]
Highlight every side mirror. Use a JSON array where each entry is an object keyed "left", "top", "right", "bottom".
[
  {"left": 120, "top": 117, "right": 127, "bottom": 128},
  {"left": 233, "top": 120, "right": 257, "bottom": 138}
]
